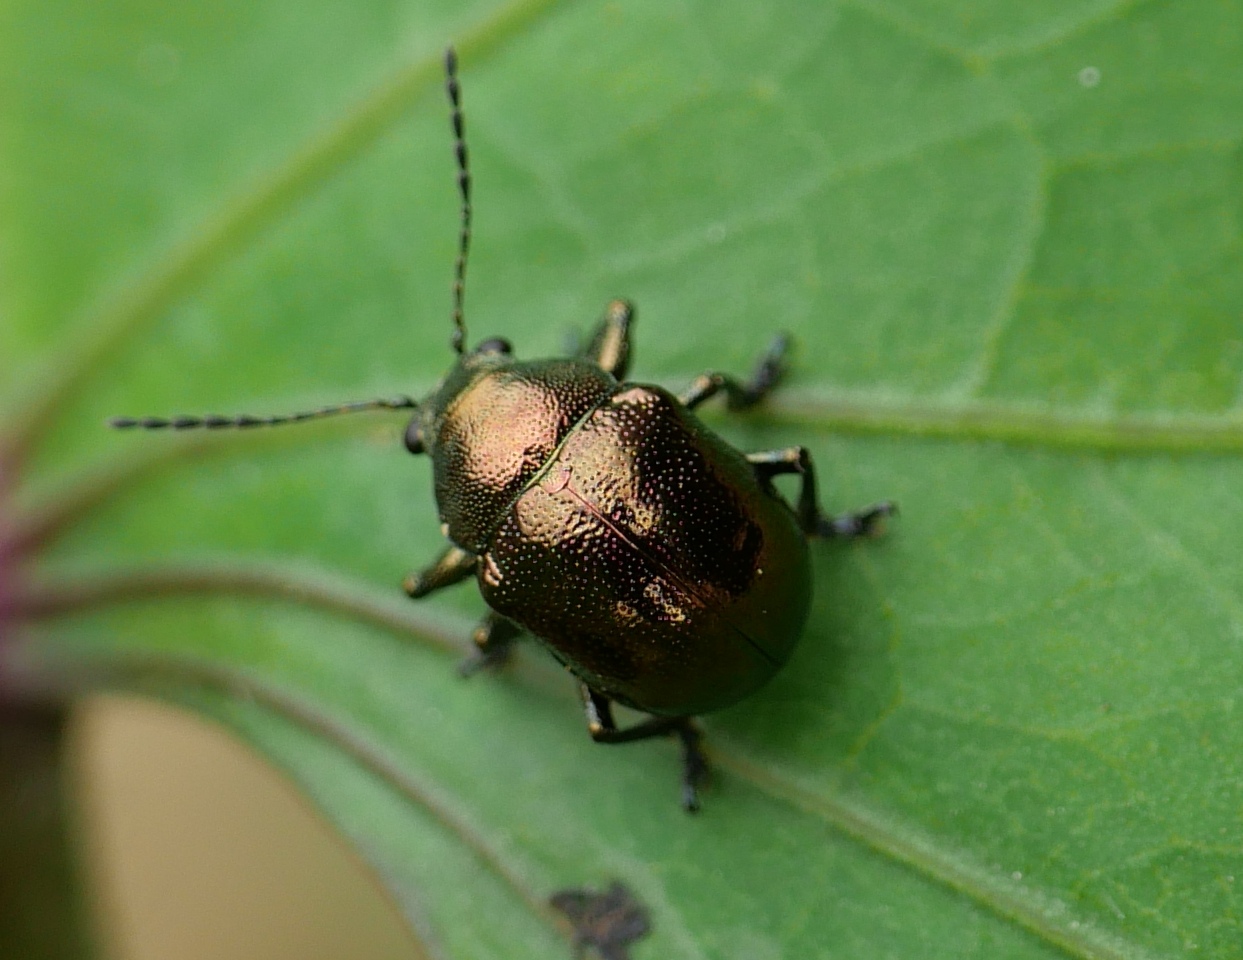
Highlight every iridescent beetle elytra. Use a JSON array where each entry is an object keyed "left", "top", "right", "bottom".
[{"left": 112, "top": 48, "right": 895, "bottom": 810}]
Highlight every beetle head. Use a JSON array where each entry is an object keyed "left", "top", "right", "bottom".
[{"left": 403, "top": 335, "right": 514, "bottom": 455}]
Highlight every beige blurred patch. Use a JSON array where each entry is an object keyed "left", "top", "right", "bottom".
[{"left": 67, "top": 695, "right": 423, "bottom": 960}]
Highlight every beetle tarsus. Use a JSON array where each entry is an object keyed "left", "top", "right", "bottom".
[
  {"left": 457, "top": 644, "right": 512, "bottom": 677},
  {"left": 738, "top": 331, "right": 790, "bottom": 409},
  {"left": 675, "top": 720, "right": 707, "bottom": 813},
  {"left": 746, "top": 446, "right": 895, "bottom": 541},
  {"left": 458, "top": 612, "right": 522, "bottom": 676},
  {"left": 818, "top": 500, "right": 897, "bottom": 540},
  {"left": 679, "top": 333, "right": 789, "bottom": 411}
]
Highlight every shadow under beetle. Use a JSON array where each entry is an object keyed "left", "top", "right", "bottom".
[{"left": 112, "top": 49, "right": 895, "bottom": 811}]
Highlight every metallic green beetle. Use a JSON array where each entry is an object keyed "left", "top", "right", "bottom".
[{"left": 112, "top": 49, "right": 894, "bottom": 810}]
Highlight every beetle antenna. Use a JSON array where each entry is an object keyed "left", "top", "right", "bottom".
[
  {"left": 445, "top": 47, "right": 470, "bottom": 356},
  {"left": 108, "top": 395, "right": 417, "bottom": 431}
]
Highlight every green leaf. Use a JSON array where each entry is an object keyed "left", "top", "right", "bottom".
[{"left": 3, "top": 0, "right": 1241, "bottom": 957}]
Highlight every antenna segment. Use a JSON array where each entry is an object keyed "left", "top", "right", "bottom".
[
  {"left": 445, "top": 47, "right": 471, "bottom": 355},
  {"left": 107, "top": 54, "right": 477, "bottom": 433},
  {"left": 109, "top": 396, "right": 417, "bottom": 431}
]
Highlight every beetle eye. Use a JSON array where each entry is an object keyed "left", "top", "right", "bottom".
[
  {"left": 476, "top": 337, "right": 512, "bottom": 355},
  {"left": 403, "top": 418, "right": 424, "bottom": 455}
]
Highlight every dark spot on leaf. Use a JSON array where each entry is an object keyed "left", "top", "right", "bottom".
[{"left": 550, "top": 880, "right": 651, "bottom": 960}]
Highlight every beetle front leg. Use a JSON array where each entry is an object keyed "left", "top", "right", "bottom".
[
  {"left": 458, "top": 611, "right": 523, "bottom": 676},
  {"left": 580, "top": 685, "right": 707, "bottom": 812},
  {"left": 679, "top": 333, "right": 789, "bottom": 411},
  {"left": 581, "top": 299, "right": 635, "bottom": 380},
  {"left": 402, "top": 544, "right": 477, "bottom": 598},
  {"left": 746, "top": 447, "right": 896, "bottom": 539}
]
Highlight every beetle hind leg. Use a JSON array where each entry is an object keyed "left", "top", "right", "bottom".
[
  {"left": 747, "top": 446, "right": 896, "bottom": 539},
  {"left": 458, "top": 611, "right": 523, "bottom": 676},
  {"left": 580, "top": 685, "right": 707, "bottom": 812},
  {"left": 679, "top": 333, "right": 789, "bottom": 411}
]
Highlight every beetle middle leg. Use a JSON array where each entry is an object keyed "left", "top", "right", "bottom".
[
  {"left": 747, "top": 447, "right": 895, "bottom": 539},
  {"left": 405, "top": 550, "right": 525, "bottom": 674},
  {"left": 679, "top": 333, "right": 789, "bottom": 411},
  {"left": 580, "top": 685, "right": 707, "bottom": 812}
]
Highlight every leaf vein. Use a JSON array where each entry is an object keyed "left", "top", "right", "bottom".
[{"left": 15, "top": 561, "right": 1158, "bottom": 960}]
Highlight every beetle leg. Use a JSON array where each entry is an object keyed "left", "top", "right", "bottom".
[
  {"left": 820, "top": 501, "right": 898, "bottom": 539},
  {"left": 402, "top": 544, "right": 477, "bottom": 598},
  {"left": 679, "top": 333, "right": 789, "bottom": 411},
  {"left": 581, "top": 299, "right": 635, "bottom": 380},
  {"left": 746, "top": 447, "right": 896, "bottom": 539},
  {"left": 580, "top": 685, "right": 707, "bottom": 812},
  {"left": 458, "top": 611, "right": 523, "bottom": 676}
]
